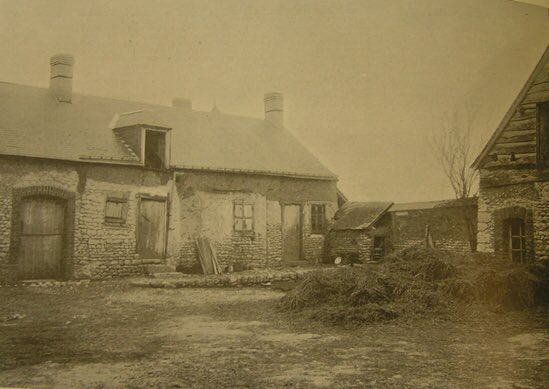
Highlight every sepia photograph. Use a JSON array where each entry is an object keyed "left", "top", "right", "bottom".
[{"left": 0, "top": 0, "right": 548, "bottom": 387}]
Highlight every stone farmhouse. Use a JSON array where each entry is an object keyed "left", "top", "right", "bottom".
[
  {"left": 327, "top": 198, "right": 477, "bottom": 263},
  {"left": 472, "top": 44, "right": 549, "bottom": 263},
  {"left": 0, "top": 54, "right": 338, "bottom": 282}
]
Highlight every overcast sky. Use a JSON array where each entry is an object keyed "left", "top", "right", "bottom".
[{"left": 0, "top": 0, "right": 548, "bottom": 202}]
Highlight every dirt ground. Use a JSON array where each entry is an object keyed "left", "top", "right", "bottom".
[{"left": 0, "top": 281, "right": 548, "bottom": 388}]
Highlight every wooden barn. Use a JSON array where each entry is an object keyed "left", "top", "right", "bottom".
[{"left": 472, "top": 44, "right": 549, "bottom": 262}]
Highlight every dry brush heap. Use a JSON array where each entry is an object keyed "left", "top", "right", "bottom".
[{"left": 281, "top": 247, "right": 549, "bottom": 326}]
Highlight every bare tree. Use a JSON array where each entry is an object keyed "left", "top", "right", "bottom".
[
  {"left": 431, "top": 109, "right": 479, "bottom": 199},
  {"left": 431, "top": 108, "right": 479, "bottom": 251}
]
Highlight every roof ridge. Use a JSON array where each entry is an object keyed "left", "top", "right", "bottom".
[{"left": 0, "top": 80, "right": 267, "bottom": 123}]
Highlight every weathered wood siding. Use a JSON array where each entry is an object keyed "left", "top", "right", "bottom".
[{"left": 481, "top": 57, "right": 549, "bottom": 169}]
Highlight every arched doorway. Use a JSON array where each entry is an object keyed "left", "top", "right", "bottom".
[{"left": 10, "top": 186, "right": 76, "bottom": 281}]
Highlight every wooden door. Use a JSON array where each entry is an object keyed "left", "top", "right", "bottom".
[
  {"left": 283, "top": 205, "right": 302, "bottom": 261},
  {"left": 18, "top": 197, "right": 65, "bottom": 280},
  {"left": 138, "top": 198, "right": 167, "bottom": 259}
]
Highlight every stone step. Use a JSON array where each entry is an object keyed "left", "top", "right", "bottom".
[
  {"left": 141, "top": 258, "right": 164, "bottom": 265},
  {"left": 144, "top": 265, "right": 176, "bottom": 274},
  {"left": 149, "top": 272, "right": 188, "bottom": 279}
]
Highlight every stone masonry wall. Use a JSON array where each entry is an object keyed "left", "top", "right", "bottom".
[
  {"left": 1, "top": 157, "right": 338, "bottom": 281},
  {"left": 73, "top": 174, "right": 172, "bottom": 279},
  {"left": 0, "top": 158, "right": 78, "bottom": 282},
  {"left": 478, "top": 168, "right": 549, "bottom": 261},
  {"left": 302, "top": 201, "right": 338, "bottom": 263},
  {"left": 390, "top": 203, "right": 476, "bottom": 253},
  {"left": 0, "top": 156, "right": 174, "bottom": 281},
  {"left": 327, "top": 230, "right": 372, "bottom": 263},
  {"left": 266, "top": 200, "right": 282, "bottom": 263},
  {"left": 175, "top": 171, "right": 339, "bottom": 269}
]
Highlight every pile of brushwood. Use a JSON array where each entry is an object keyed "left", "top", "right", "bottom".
[{"left": 281, "top": 247, "right": 549, "bottom": 326}]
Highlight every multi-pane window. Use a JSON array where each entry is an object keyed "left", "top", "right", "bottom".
[
  {"left": 508, "top": 218, "right": 526, "bottom": 263},
  {"left": 234, "top": 202, "right": 254, "bottom": 232},
  {"left": 311, "top": 204, "right": 326, "bottom": 234},
  {"left": 105, "top": 193, "right": 129, "bottom": 223}
]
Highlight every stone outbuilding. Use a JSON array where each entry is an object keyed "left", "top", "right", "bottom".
[
  {"left": 326, "top": 198, "right": 477, "bottom": 263},
  {"left": 0, "top": 54, "right": 338, "bottom": 282},
  {"left": 327, "top": 202, "right": 393, "bottom": 263},
  {"left": 472, "top": 44, "right": 549, "bottom": 262}
]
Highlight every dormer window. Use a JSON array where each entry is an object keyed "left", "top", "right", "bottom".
[
  {"left": 537, "top": 102, "right": 549, "bottom": 167},
  {"left": 145, "top": 129, "right": 167, "bottom": 169},
  {"left": 112, "top": 110, "right": 171, "bottom": 169}
]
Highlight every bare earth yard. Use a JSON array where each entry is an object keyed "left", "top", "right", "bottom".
[{"left": 0, "top": 281, "right": 548, "bottom": 388}]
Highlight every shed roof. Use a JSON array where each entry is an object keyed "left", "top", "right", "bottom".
[
  {"left": 389, "top": 197, "right": 477, "bottom": 212},
  {"left": 330, "top": 201, "right": 393, "bottom": 231},
  {"left": 0, "top": 81, "right": 336, "bottom": 179}
]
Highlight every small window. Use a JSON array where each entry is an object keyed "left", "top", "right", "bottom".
[
  {"left": 144, "top": 130, "right": 166, "bottom": 169},
  {"left": 507, "top": 218, "right": 526, "bottom": 262},
  {"left": 105, "top": 193, "right": 129, "bottom": 223},
  {"left": 234, "top": 202, "right": 254, "bottom": 232},
  {"left": 537, "top": 102, "right": 549, "bottom": 167},
  {"left": 311, "top": 204, "right": 326, "bottom": 234}
]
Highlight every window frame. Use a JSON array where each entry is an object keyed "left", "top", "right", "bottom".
[
  {"left": 310, "top": 204, "right": 326, "bottom": 234},
  {"left": 507, "top": 218, "right": 526, "bottom": 263},
  {"left": 143, "top": 128, "right": 169, "bottom": 170},
  {"left": 233, "top": 200, "right": 254, "bottom": 234},
  {"left": 104, "top": 192, "right": 129, "bottom": 224}
]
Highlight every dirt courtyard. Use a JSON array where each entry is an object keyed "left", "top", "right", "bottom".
[{"left": 1, "top": 281, "right": 548, "bottom": 388}]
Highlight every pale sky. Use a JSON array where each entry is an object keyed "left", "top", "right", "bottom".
[{"left": 0, "top": 0, "right": 548, "bottom": 202}]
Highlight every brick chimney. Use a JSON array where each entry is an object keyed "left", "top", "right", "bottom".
[
  {"left": 264, "top": 92, "right": 283, "bottom": 127},
  {"left": 49, "top": 53, "right": 74, "bottom": 103}
]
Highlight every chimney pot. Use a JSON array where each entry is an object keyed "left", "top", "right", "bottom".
[
  {"left": 264, "top": 92, "right": 283, "bottom": 127},
  {"left": 49, "top": 53, "right": 74, "bottom": 103},
  {"left": 172, "top": 97, "right": 192, "bottom": 109}
]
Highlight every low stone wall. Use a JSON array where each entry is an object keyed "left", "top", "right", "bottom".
[
  {"left": 390, "top": 201, "right": 476, "bottom": 254},
  {"left": 130, "top": 267, "right": 325, "bottom": 288},
  {"left": 327, "top": 230, "right": 372, "bottom": 262}
]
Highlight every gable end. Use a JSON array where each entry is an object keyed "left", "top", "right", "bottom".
[{"left": 473, "top": 44, "right": 549, "bottom": 169}]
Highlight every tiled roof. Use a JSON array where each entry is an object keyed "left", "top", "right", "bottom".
[
  {"left": 0, "top": 82, "right": 336, "bottom": 179},
  {"left": 330, "top": 201, "right": 393, "bottom": 231}
]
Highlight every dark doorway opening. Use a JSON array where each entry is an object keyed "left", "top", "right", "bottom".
[{"left": 144, "top": 130, "right": 166, "bottom": 169}]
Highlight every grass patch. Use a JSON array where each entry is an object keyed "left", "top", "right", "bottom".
[{"left": 281, "top": 247, "right": 549, "bottom": 326}]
